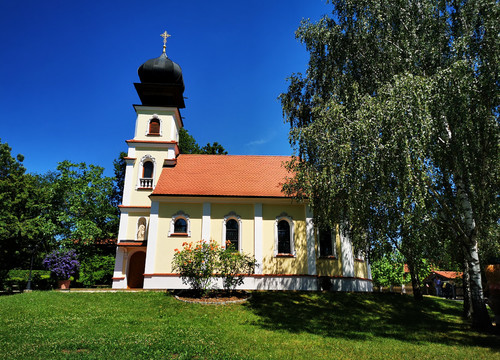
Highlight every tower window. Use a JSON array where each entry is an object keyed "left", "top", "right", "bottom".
[
  {"left": 137, "top": 155, "right": 155, "bottom": 189},
  {"left": 148, "top": 118, "right": 160, "bottom": 135},
  {"left": 143, "top": 161, "right": 154, "bottom": 178}
]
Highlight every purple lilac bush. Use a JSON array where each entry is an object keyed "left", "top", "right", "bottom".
[{"left": 43, "top": 250, "right": 80, "bottom": 280}]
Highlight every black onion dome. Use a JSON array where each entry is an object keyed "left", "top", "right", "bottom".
[
  {"left": 138, "top": 53, "right": 184, "bottom": 91},
  {"left": 134, "top": 51, "right": 186, "bottom": 108}
]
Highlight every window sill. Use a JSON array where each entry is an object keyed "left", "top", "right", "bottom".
[
  {"left": 147, "top": 133, "right": 161, "bottom": 136},
  {"left": 169, "top": 233, "right": 189, "bottom": 237},
  {"left": 354, "top": 258, "right": 365, "bottom": 262},
  {"left": 318, "top": 256, "right": 337, "bottom": 260},
  {"left": 137, "top": 187, "right": 153, "bottom": 190},
  {"left": 276, "top": 254, "right": 295, "bottom": 258}
]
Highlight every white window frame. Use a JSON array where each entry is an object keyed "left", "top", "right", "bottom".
[
  {"left": 169, "top": 211, "right": 191, "bottom": 237},
  {"left": 222, "top": 212, "right": 242, "bottom": 252},
  {"left": 146, "top": 114, "right": 162, "bottom": 136},
  {"left": 274, "top": 213, "right": 295, "bottom": 257},
  {"left": 137, "top": 154, "right": 156, "bottom": 189},
  {"left": 317, "top": 227, "right": 337, "bottom": 258}
]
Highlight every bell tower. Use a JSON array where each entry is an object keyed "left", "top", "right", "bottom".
[
  {"left": 122, "top": 31, "right": 185, "bottom": 207},
  {"left": 113, "top": 31, "right": 187, "bottom": 289}
]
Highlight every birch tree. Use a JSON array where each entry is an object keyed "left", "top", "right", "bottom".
[{"left": 281, "top": 0, "right": 499, "bottom": 330}]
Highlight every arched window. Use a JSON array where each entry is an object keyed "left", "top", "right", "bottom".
[
  {"left": 222, "top": 212, "right": 242, "bottom": 252},
  {"left": 138, "top": 155, "right": 156, "bottom": 189},
  {"left": 143, "top": 161, "right": 154, "bottom": 178},
  {"left": 169, "top": 211, "right": 191, "bottom": 236},
  {"left": 274, "top": 213, "right": 295, "bottom": 256},
  {"left": 148, "top": 118, "right": 160, "bottom": 135},
  {"left": 174, "top": 218, "right": 187, "bottom": 234},
  {"left": 277, "top": 220, "right": 291, "bottom": 254},
  {"left": 225, "top": 219, "right": 239, "bottom": 250}
]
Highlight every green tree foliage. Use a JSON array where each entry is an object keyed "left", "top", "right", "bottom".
[
  {"left": 178, "top": 127, "right": 227, "bottom": 155},
  {"left": 200, "top": 142, "right": 228, "bottom": 155},
  {"left": 281, "top": 0, "right": 499, "bottom": 330},
  {"left": 79, "top": 253, "right": 115, "bottom": 287},
  {"left": 371, "top": 252, "right": 405, "bottom": 289},
  {"left": 0, "top": 140, "right": 57, "bottom": 284},
  {"left": 0, "top": 140, "right": 28, "bottom": 282},
  {"left": 178, "top": 127, "right": 201, "bottom": 154},
  {"left": 53, "top": 161, "right": 118, "bottom": 248},
  {"left": 111, "top": 152, "right": 127, "bottom": 209}
]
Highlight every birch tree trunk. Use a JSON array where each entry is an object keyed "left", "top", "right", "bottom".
[
  {"left": 462, "top": 259, "right": 472, "bottom": 320},
  {"left": 407, "top": 260, "right": 423, "bottom": 301},
  {"left": 456, "top": 177, "right": 492, "bottom": 330}
]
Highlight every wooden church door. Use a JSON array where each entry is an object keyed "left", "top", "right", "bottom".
[{"left": 128, "top": 251, "right": 146, "bottom": 288}]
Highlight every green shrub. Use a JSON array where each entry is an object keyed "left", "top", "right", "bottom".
[
  {"left": 218, "top": 242, "right": 257, "bottom": 294},
  {"left": 79, "top": 254, "right": 115, "bottom": 287},
  {"left": 2, "top": 270, "right": 54, "bottom": 292}
]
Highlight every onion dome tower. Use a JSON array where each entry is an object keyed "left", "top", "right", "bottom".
[{"left": 134, "top": 31, "right": 185, "bottom": 108}]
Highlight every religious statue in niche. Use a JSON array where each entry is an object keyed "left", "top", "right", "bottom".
[{"left": 137, "top": 218, "right": 147, "bottom": 241}]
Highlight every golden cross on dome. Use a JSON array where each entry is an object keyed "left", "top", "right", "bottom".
[{"left": 160, "top": 30, "right": 171, "bottom": 53}]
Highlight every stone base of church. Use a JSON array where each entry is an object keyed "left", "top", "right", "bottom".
[
  {"left": 329, "top": 277, "right": 373, "bottom": 292},
  {"left": 112, "top": 274, "right": 373, "bottom": 292}
]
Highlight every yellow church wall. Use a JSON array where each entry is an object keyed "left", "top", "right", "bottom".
[
  {"left": 134, "top": 112, "right": 177, "bottom": 142},
  {"left": 210, "top": 203, "right": 255, "bottom": 256},
  {"left": 354, "top": 260, "right": 369, "bottom": 279},
  {"left": 261, "top": 204, "right": 308, "bottom": 275},
  {"left": 153, "top": 203, "right": 203, "bottom": 273}
]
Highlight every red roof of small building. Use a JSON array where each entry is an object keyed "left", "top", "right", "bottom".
[
  {"left": 433, "top": 270, "right": 463, "bottom": 279},
  {"left": 152, "top": 154, "right": 293, "bottom": 198}
]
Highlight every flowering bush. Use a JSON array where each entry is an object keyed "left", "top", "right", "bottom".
[
  {"left": 172, "top": 240, "right": 258, "bottom": 295},
  {"left": 172, "top": 240, "right": 219, "bottom": 295},
  {"left": 218, "top": 241, "right": 257, "bottom": 294},
  {"left": 43, "top": 249, "right": 80, "bottom": 280}
]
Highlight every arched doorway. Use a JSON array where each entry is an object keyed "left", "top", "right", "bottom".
[{"left": 128, "top": 251, "right": 146, "bottom": 288}]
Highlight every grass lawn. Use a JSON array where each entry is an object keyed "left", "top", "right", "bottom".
[{"left": 0, "top": 291, "right": 498, "bottom": 359}]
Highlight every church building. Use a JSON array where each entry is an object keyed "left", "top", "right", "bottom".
[{"left": 112, "top": 32, "right": 373, "bottom": 292}]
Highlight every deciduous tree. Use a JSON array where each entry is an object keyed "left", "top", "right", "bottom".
[{"left": 281, "top": 0, "right": 499, "bottom": 330}]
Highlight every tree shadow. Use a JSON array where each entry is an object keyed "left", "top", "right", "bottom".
[{"left": 244, "top": 291, "right": 499, "bottom": 350}]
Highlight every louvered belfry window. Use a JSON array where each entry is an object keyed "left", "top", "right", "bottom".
[{"left": 149, "top": 119, "right": 160, "bottom": 134}]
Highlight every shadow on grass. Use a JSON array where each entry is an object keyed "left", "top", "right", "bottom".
[{"left": 244, "top": 291, "right": 499, "bottom": 350}]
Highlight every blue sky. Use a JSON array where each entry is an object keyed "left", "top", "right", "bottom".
[{"left": 0, "top": 0, "right": 331, "bottom": 176}]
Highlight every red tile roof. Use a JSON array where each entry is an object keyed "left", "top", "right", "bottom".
[
  {"left": 152, "top": 155, "right": 293, "bottom": 198},
  {"left": 433, "top": 270, "right": 463, "bottom": 279}
]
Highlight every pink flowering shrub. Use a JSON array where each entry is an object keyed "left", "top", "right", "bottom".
[{"left": 172, "top": 240, "right": 219, "bottom": 295}]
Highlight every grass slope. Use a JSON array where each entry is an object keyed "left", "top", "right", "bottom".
[{"left": 0, "top": 291, "right": 498, "bottom": 359}]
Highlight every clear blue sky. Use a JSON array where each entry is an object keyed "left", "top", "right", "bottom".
[{"left": 0, "top": 0, "right": 331, "bottom": 176}]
